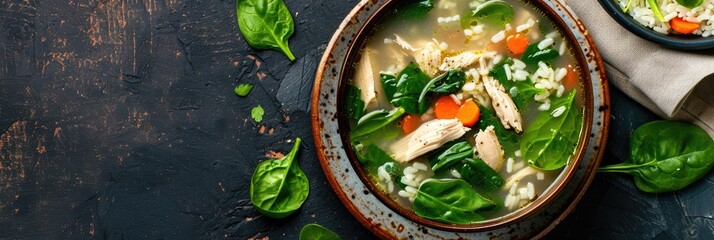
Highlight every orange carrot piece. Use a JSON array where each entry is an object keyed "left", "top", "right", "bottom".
[
  {"left": 456, "top": 100, "right": 480, "bottom": 127},
  {"left": 401, "top": 114, "right": 422, "bottom": 134},
  {"left": 506, "top": 34, "right": 529, "bottom": 55},
  {"left": 563, "top": 66, "right": 579, "bottom": 90},
  {"left": 670, "top": 17, "right": 700, "bottom": 34},
  {"left": 434, "top": 95, "right": 461, "bottom": 119}
]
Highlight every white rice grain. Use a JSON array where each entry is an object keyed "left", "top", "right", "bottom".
[
  {"left": 555, "top": 68, "right": 567, "bottom": 81},
  {"left": 506, "top": 157, "right": 515, "bottom": 173},
  {"left": 527, "top": 182, "right": 536, "bottom": 200},
  {"left": 512, "top": 59, "right": 526, "bottom": 69},
  {"left": 504, "top": 64, "right": 512, "bottom": 80},
  {"left": 413, "top": 162, "right": 428, "bottom": 171},
  {"left": 551, "top": 106, "right": 566, "bottom": 117},
  {"left": 537, "top": 172, "right": 545, "bottom": 180},
  {"left": 404, "top": 166, "right": 418, "bottom": 175},
  {"left": 515, "top": 150, "right": 522, "bottom": 157},
  {"left": 519, "top": 187, "right": 529, "bottom": 200},
  {"left": 538, "top": 101, "right": 551, "bottom": 111},
  {"left": 556, "top": 85, "right": 565, "bottom": 97},
  {"left": 405, "top": 186, "right": 418, "bottom": 194},
  {"left": 451, "top": 169, "right": 462, "bottom": 179},
  {"left": 491, "top": 30, "right": 506, "bottom": 43},
  {"left": 509, "top": 182, "right": 518, "bottom": 194},
  {"left": 538, "top": 38, "right": 554, "bottom": 50}
]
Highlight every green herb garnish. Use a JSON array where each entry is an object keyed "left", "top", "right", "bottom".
[
  {"left": 234, "top": 83, "right": 253, "bottom": 97},
  {"left": 251, "top": 105, "right": 265, "bottom": 122}
]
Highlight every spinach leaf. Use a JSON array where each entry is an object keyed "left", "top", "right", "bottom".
[
  {"left": 391, "top": 63, "right": 431, "bottom": 114},
  {"left": 354, "top": 143, "right": 398, "bottom": 177},
  {"left": 599, "top": 121, "right": 714, "bottom": 193},
  {"left": 429, "top": 141, "right": 473, "bottom": 173},
  {"left": 234, "top": 83, "right": 253, "bottom": 97},
  {"left": 236, "top": 0, "right": 296, "bottom": 61},
  {"left": 477, "top": 106, "right": 519, "bottom": 153},
  {"left": 426, "top": 69, "right": 466, "bottom": 94},
  {"left": 250, "top": 138, "right": 308, "bottom": 218},
  {"left": 413, "top": 179, "right": 495, "bottom": 224},
  {"left": 520, "top": 42, "right": 559, "bottom": 68},
  {"left": 458, "top": 158, "right": 505, "bottom": 190},
  {"left": 381, "top": 73, "right": 398, "bottom": 102},
  {"left": 251, "top": 105, "right": 265, "bottom": 123},
  {"left": 350, "top": 107, "right": 406, "bottom": 140},
  {"left": 520, "top": 90, "right": 582, "bottom": 170},
  {"left": 346, "top": 85, "right": 365, "bottom": 120},
  {"left": 395, "top": 0, "right": 435, "bottom": 19},
  {"left": 462, "top": 0, "right": 514, "bottom": 27},
  {"left": 299, "top": 224, "right": 341, "bottom": 240},
  {"left": 490, "top": 58, "right": 545, "bottom": 110},
  {"left": 676, "top": 0, "right": 703, "bottom": 8}
]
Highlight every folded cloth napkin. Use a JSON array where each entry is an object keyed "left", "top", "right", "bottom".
[{"left": 567, "top": 0, "right": 714, "bottom": 136}]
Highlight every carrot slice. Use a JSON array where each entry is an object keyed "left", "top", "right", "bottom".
[
  {"left": 670, "top": 17, "right": 700, "bottom": 34},
  {"left": 456, "top": 100, "right": 480, "bottom": 127},
  {"left": 563, "top": 66, "right": 578, "bottom": 90},
  {"left": 506, "top": 34, "right": 529, "bottom": 55},
  {"left": 401, "top": 114, "right": 422, "bottom": 134},
  {"left": 434, "top": 95, "right": 461, "bottom": 119}
]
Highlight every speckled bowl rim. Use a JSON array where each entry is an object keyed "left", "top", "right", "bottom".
[
  {"left": 598, "top": 0, "right": 714, "bottom": 50},
  {"left": 311, "top": 0, "right": 610, "bottom": 238}
]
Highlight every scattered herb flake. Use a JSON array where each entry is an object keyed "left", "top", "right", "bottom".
[
  {"left": 234, "top": 84, "right": 254, "bottom": 97},
  {"left": 252, "top": 105, "right": 265, "bottom": 122}
]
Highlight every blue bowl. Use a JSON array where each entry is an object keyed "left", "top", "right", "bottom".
[{"left": 598, "top": 0, "right": 714, "bottom": 50}]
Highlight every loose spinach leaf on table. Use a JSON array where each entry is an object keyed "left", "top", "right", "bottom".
[
  {"left": 413, "top": 179, "right": 495, "bottom": 224},
  {"left": 250, "top": 138, "right": 309, "bottom": 218},
  {"left": 429, "top": 141, "right": 473, "bottom": 173},
  {"left": 599, "top": 121, "right": 714, "bottom": 193},
  {"left": 350, "top": 107, "right": 406, "bottom": 140},
  {"left": 490, "top": 58, "right": 545, "bottom": 110},
  {"left": 520, "top": 90, "right": 582, "bottom": 170},
  {"left": 346, "top": 85, "right": 365, "bottom": 120},
  {"left": 462, "top": 0, "right": 514, "bottom": 28},
  {"left": 458, "top": 158, "right": 505, "bottom": 190},
  {"left": 477, "top": 106, "right": 519, "bottom": 153},
  {"left": 395, "top": 0, "right": 435, "bottom": 19},
  {"left": 299, "top": 224, "right": 341, "bottom": 240},
  {"left": 520, "top": 42, "right": 559, "bottom": 68},
  {"left": 236, "top": 0, "right": 296, "bottom": 61},
  {"left": 391, "top": 63, "right": 431, "bottom": 114}
]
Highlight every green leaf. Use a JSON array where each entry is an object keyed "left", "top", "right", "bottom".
[
  {"left": 462, "top": 0, "right": 514, "bottom": 27},
  {"left": 354, "top": 143, "right": 398, "bottom": 176},
  {"left": 490, "top": 58, "right": 545, "bottom": 110},
  {"left": 251, "top": 105, "right": 265, "bottom": 122},
  {"left": 413, "top": 179, "right": 495, "bottom": 224},
  {"left": 299, "top": 224, "right": 341, "bottom": 240},
  {"left": 234, "top": 83, "right": 254, "bottom": 97},
  {"left": 458, "top": 158, "right": 505, "bottom": 190},
  {"left": 250, "top": 138, "right": 309, "bottom": 218},
  {"left": 381, "top": 73, "right": 398, "bottom": 102},
  {"left": 427, "top": 69, "right": 466, "bottom": 94},
  {"left": 346, "top": 85, "right": 365, "bottom": 120},
  {"left": 429, "top": 141, "right": 473, "bottom": 173},
  {"left": 236, "top": 0, "right": 296, "bottom": 61},
  {"left": 395, "top": 0, "right": 435, "bottom": 19},
  {"left": 477, "top": 106, "right": 519, "bottom": 153},
  {"left": 391, "top": 63, "right": 431, "bottom": 114},
  {"left": 520, "top": 42, "right": 559, "bottom": 68},
  {"left": 676, "top": 0, "right": 703, "bottom": 8},
  {"left": 350, "top": 107, "right": 406, "bottom": 140},
  {"left": 520, "top": 90, "right": 582, "bottom": 170},
  {"left": 647, "top": 0, "right": 665, "bottom": 22},
  {"left": 599, "top": 121, "right": 714, "bottom": 193}
]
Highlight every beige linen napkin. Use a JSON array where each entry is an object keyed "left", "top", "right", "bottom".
[{"left": 566, "top": 0, "right": 714, "bottom": 136}]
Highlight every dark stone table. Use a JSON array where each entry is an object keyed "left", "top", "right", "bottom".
[{"left": 1, "top": 0, "right": 712, "bottom": 239}]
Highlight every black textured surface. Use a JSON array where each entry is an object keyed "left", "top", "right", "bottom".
[{"left": 1, "top": 0, "right": 712, "bottom": 239}]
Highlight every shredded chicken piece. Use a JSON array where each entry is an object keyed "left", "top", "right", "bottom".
[
  {"left": 414, "top": 42, "right": 443, "bottom": 77},
  {"left": 483, "top": 76, "right": 523, "bottom": 132},
  {"left": 354, "top": 49, "right": 377, "bottom": 108},
  {"left": 474, "top": 126, "right": 505, "bottom": 171},
  {"left": 390, "top": 119, "right": 469, "bottom": 163},
  {"left": 393, "top": 34, "right": 418, "bottom": 52},
  {"left": 439, "top": 52, "right": 480, "bottom": 71}
]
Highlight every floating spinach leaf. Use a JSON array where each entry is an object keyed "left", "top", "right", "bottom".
[
  {"left": 299, "top": 224, "right": 341, "bottom": 240},
  {"left": 520, "top": 90, "right": 582, "bottom": 170},
  {"left": 490, "top": 58, "right": 545, "bottom": 110},
  {"left": 395, "top": 0, "right": 435, "bottom": 19},
  {"left": 346, "top": 85, "right": 365, "bottom": 120},
  {"left": 430, "top": 141, "right": 473, "bottom": 173},
  {"left": 427, "top": 69, "right": 466, "bottom": 94},
  {"left": 250, "top": 138, "right": 308, "bottom": 218},
  {"left": 477, "top": 106, "right": 519, "bottom": 153},
  {"left": 236, "top": 0, "right": 296, "bottom": 61},
  {"left": 350, "top": 107, "right": 406, "bottom": 140},
  {"left": 599, "top": 121, "right": 714, "bottom": 193},
  {"left": 413, "top": 179, "right": 495, "bottom": 224},
  {"left": 251, "top": 105, "right": 265, "bottom": 123},
  {"left": 462, "top": 0, "right": 514, "bottom": 27},
  {"left": 676, "top": 0, "right": 703, "bottom": 9},
  {"left": 354, "top": 143, "right": 398, "bottom": 176},
  {"left": 391, "top": 63, "right": 431, "bottom": 114},
  {"left": 458, "top": 158, "right": 505, "bottom": 190},
  {"left": 381, "top": 73, "right": 398, "bottom": 102},
  {"left": 520, "top": 42, "right": 559, "bottom": 68},
  {"left": 234, "top": 83, "right": 253, "bottom": 97}
]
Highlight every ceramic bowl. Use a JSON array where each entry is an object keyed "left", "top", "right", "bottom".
[
  {"left": 598, "top": 0, "right": 714, "bottom": 50},
  {"left": 311, "top": 0, "right": 610, "bottom": 238}
]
